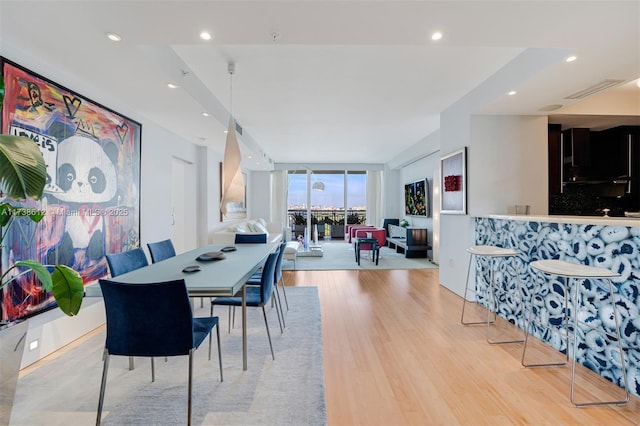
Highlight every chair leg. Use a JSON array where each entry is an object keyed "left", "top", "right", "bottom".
[
  {"left": 272, "top": 290, "right": 284, "bottom": 333},
  {"left": 273, "top": 285, "right": 285, "bottom": 329},
  {"left": 216, "top": 325, "right": 224, "bottom": 382},
  {"left": 461, "top": 254, "right": 495, "bottom": 326},
  {"left": 280, "top": 276, "right": 289, "bottom": 311},
  {"left": 522, "top": 275, "right": 569, "bottom": 368},
  {"left": 486, "top": 256, "right": 524, "bottom": 345},
  {"left": 261, "top": 305, "right": 275, "bottom": 360},
  {"left": 187, "top": 350, "right": 193, "bottom": 426},
  {"left": 228, "top": 306, "right": 233, "bottom": 333},
  {"left": 129, "top": 356, "right": 135, "bottom": 370},
  {"left": 570, "top": 278, "right": 630, "bottom": 406},
  {"left": 151, "top": 358, "right": 155, "bottom": 382},
  {"left": 96, "top": 350, "right": 110, "bottom": 426}
]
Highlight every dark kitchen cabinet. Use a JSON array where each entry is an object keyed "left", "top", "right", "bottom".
[
  {"left": 548, "top": 125, "right": 640, "bottom": 215},
  {"left": 562, "top": 128, "right": 591, "bottom": 181},
  {"left": 591, "top": 126, "right": 638, "bottom": 180},
  {"left": 548, "top": 124, "right": 562, "bottom": 195}
]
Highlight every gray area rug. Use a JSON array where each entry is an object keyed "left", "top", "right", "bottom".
[
  {"left": 283, "top": 241, "right": 438, "bottom": 271},
  {"left": 11, "top": 287, "right": 326, "bottom": 426}
]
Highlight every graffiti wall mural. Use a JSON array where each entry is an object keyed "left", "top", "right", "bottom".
[{"left": 1, "top": 58, "right": 141, "bottom": 322}]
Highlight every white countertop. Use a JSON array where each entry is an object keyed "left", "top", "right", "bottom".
[{"left": 482, "top": 214, "right": 640, "bottom": 227}]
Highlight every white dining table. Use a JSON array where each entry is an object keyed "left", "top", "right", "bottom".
[{"left": 86, "top": 242, "right": 278, "bottom": 370}]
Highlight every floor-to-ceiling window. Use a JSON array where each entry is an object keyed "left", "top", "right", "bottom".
[{"left": 288, "top": 170, "right": 367, "bottom": 241}]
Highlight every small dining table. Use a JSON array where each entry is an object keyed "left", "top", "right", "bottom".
[{"left": 86, "top": 242, "right": 278, "bottom": 370}]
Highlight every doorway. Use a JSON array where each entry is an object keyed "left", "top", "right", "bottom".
[{"left": 171, "top": 157, "right": 197, "bottom": 253}]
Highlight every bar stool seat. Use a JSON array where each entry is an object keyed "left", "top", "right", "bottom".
[
  {"left": 461, "top": 245, "right": 525, "bottom": 345},
  {"left": 523, "top": 259, "right": 629, "bottom": 407}
]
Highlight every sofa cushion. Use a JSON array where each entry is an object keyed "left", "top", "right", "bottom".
[{"left": 253, "top": 222, "right": 269, "bottom": 234}]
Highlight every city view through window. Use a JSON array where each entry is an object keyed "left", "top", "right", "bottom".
[{"left": 288, "top": 171, "right": 367, "bottom": 240}]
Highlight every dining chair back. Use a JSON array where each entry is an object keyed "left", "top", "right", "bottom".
[
  {"left": 272, "top": 240, "right": 289, "bottom": 311},
  {"left": 105, "top": 247, "right": 149, "bottom": 277},
  {"left": 235, "top": 233, "right": 267, "bottom": 244},
  {"left": 97, "top": 278, "right": 222, "bottom": 425},
  {"left": 147, "top": 239, "right": 177, "bottom": 263}
]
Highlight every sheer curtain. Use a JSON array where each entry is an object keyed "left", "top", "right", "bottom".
[
  {"left": 366, "top": 170, "right": 384, "bottom": 227},
  {"left": 271, "top": 170, "right": 289, "bottom": 238}
]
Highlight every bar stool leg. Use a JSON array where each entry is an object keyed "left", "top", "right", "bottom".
[
  {"left": 487, "top": 257, "right": 524, "bottom": 345},
  {"left": 522, "top": 274, "right": 569, "bottom": 368},
  {"left": 570, "top": 278, "right": 630, "bottom": 407},
  {"left": 461, "top": 253, "right": 495, "bottom": 326}
]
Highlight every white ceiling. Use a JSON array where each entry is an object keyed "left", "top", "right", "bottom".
[{"left": 1, "top": 1, "right": 638, "bottom": 170}]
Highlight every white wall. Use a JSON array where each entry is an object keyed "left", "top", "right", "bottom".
[
  {"left": 249, "top": 171, "right": 273, "bottom": 222},
  {"left": 469, "top": 115, "right": 548, "bottom": 216},
  {"left": 383, "top": 168, "right": 401, "bottom": 219},
  {"left": 437, "top": 114, "right": 549, "bottom": 298},
  {"left": 399, "top": 149, "right": 440, "bottom": 253}
]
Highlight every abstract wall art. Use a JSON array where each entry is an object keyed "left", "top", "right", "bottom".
[{"left": 0, "top": 58, "right": 141, "bottom": 322}]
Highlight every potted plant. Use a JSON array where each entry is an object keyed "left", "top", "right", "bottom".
[{"left": 0, "top": 135, "right": 84, "bottom": 318}]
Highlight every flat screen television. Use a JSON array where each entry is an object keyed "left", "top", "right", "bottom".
[{"left": 404, "top": 179, "right": 429, "bottom": 216}]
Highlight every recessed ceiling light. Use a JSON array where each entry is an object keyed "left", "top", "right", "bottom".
[
  {"left": 636, "top": 78, "right": 640, "bottom": 88},
  {"left": 223, "top": 130, "right": 228, "bottom": 134},
  {"left": 200, "top": 31, "right": 212, "bottom": 41},
  {"left": 431, "top": 32, "right": 443, "bottom": 41},
  {"left": 167, "top": 83, "right": 179, "bottom": 89},
  {"left": 247, "top": 155, "right": 253, "bottom": 159},
  {"left": 565, "top": 55, "right": 577, "bottom": 63},
  {"left": 105, "top": 32, "right": 122, "bottom": 42},
  {"left": 201, "top": 112, "right": 210, "bottom": 117},
  {"left": 508, "top": 90, "right": 517, "bottom": 96}
]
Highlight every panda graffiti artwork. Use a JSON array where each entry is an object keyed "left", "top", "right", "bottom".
[
  {"left": 45, "top": 135, "right": 120, "bottom": 268},
  {"left": 1, "top": 59, "right": 141, "bottom": 322}
]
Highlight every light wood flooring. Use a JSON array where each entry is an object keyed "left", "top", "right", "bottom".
[{"left": 284, "top": 268, "right": 639, "bottom": 425}]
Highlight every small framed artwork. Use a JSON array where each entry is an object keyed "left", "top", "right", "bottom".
[{"left": 440, "top": 147, "right": 467, "bottom": 214}]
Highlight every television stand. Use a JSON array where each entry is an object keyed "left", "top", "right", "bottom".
[{"left": 387, "top": 225, "right": 430, "bottom": 258}]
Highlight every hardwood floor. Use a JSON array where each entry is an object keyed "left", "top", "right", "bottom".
[{"left": 284, "top": 269, "right": 639, "bottom": 425}]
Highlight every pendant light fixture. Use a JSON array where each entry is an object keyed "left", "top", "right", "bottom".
[{"left": 220, "top": 62, "right": 245, "bottom": 216}]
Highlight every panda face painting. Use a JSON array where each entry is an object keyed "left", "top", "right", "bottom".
[{"left": 53, "top": 136, "right": 118, "bottom": 203}]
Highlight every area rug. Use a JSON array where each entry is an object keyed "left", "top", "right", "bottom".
[
  {"left": 10, "top": 287, "right": 326, "bottom": 426},
  {"left": 283, "top": 241, "right": 438, "bottom": 271}
]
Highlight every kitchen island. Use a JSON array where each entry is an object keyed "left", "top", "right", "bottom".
[{"left": 473, "top": 214, "right": 639, "bottom": 398}]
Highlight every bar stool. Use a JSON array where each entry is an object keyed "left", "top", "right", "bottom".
[
  {"left": 523, "top": 259, "right": 629, "bottom": 407},
  {"left": 461, "top": 245, "right": 525, "bottom": 345}
]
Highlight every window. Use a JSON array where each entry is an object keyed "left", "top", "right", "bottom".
[{"left": 288, "top": 170, "right": 367, "bottom": 240}]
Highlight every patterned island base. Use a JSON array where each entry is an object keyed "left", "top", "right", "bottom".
[{"left": 474, "top": 216, "right": 640, "bottom": 398}]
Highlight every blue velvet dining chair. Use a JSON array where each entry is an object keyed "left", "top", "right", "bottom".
[
  {"left": 97, "top": 278, "right": 223, "bottom": 426},
  {"left": 147, "top": 239, "right": 177, "bottom": 263},
  {"left": 105, "top": 247, "right": 149, "bottom": 277},
  {"left": 235, "top": 233, "right": 267, "bottom": 244},
  {"left": 104, "top": 247, "right": 150, "bottom": 371},
  {"left": 211, "top": 251, "right": 278, "bottom": 360},
  {"left": 246, "top": 240, "right": 287, "bottom": 330}
]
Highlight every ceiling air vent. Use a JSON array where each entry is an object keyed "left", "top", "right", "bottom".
[
  {"left": 235, "top": 122, "right": 243, "bottom": 135},
  {"left": 564, "top": 79, "right": 625, "bottom": 99}
]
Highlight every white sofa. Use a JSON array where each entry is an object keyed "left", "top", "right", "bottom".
[{"left": 210, "top": 218, "right": 284, "bottom": 245}]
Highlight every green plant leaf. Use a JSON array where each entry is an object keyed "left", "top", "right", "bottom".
[
  {"left": 0, "top": 202, "right": 12, "bottom": 227},
  {"left": 14, "top": 260, "right": 53, "bottom": 290},
  {"left": 0, "top": 135, "right": 47, "bottom": 201},
  {"left": 50, "top": 265, "right": 84, "bottom": 316}
]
